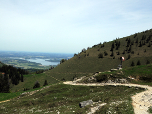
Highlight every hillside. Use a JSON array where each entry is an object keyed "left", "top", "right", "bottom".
[
  {"left": 47, "top": 28, "right": 152, "bottom": 81},
  {"left": 1, "top": 28, "right": 152, "bottom": 114},
  {"left": 8, "top": 28, "right": 152, "bottom": 92}
]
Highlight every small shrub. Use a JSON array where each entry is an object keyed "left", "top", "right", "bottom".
[
  {"left": 74, "top": 53, "right": 78, "bottom": 56},
  {"left": 43, "top": 80, "right": 48, "bottom": 86},
  {"left": 131, "top": 61, "right": 135, "bottom": 66},
  {"left": 148, "top": 106, "right": 152, "bottom": 113},
  {"left": 96, "top": 74, "right": 108, "bottom": 82},
  {"left": 122, "top": 50, "right": 125, "bottom": 54},
  {"left": 134, "top": 33, "right": 137, "bottom": 38},
  {"left": 61, "top": 78, "right": 66, "bottom": 81},
  {"left": 138, "top": 41, "right": 142, "bottom": 47},
  {"left": 98, "top": 53, "right": 103, "bottom": 58},
  {"left": 104, "top": 51, "right": 108, "bottom": 56},
  {"left": 60, "top": 59, "right": 67, "bottom": 64},
  {"left": 110, "top": 51, "right": 114, "bottom": 57},
  {"left": 139, "top": 77, "right": 152, "bottom": 82},
  {"left": 137, "top": 60, "right": 141, "bottom": 65},
  {"left": 148, "top": 42, "right": 151, "bottom": 47},
  {"left": 144, "top": 49, "right": 146, "bottom": 52},
  {"left": 82, "top": 48, "right": 86, "bottom": 53},
  {"left": 33, "top": 81, "right": 40, "bottom": 89},
  {"left": 146, "top": 60, "right": 150, "bottom": 64},
  {"left": 127, "top": 54, "right": 131, "bottom": 60},
  {"left": 117, "top": 51, "right": 120, "bottom": 55},
  {"left": 131, "top": 51, "right": 134, "bottom": 54}
]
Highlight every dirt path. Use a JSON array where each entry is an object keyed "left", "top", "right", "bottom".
[
  {"left": 63, "top": 81, "right": 152, "bottom": 114},
  {"left": 0, "top": 100, "right": 10, "bottom": 104}
]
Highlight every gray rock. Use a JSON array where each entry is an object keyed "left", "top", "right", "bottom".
[
  {"left": 79, "top": 100, "right": 93, "bottom": 108},
  {"left": 115, "top": 79, "right": 128, "bottom": 83},
  {"left": 110, "top": 69, "right": 118, "bottom": 72},
  {"left": 106, "top": 80, "right": 114, "bottom": 83}
]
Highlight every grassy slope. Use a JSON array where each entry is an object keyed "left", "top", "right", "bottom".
[
  {"left": 0, "top": 84, "right": 144, "bottom": 114},
  {"left": 10, "top": 28, "right": 152, "bottom": 92},
  {"left": 1, "top": 29, "right": 152, "bottom": 113},
  {"left": 46, "top": 28, "right": 152, "bottom": 80}
]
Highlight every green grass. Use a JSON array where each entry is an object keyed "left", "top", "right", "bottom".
[
  {"left": 148, "top": 106, "right": 152, "bottom": 113},
  {"left": 0, "top": 92, "right": 22, "bottom": 102},
  {"left": 4, "top": 28, "right": 152, "bottom": 95},
  {"left": 0, "top": 84, "right": 144, "bottom": 114},
  {"left": 122, "top": 64, "right": 152, "bottom": 86},
  {"left": 10, "top": 73, "right": 60, "bottom": 92}
]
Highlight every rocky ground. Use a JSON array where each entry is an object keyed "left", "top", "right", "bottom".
[
  {"left": 64, "top": 78, "right": 152, "bottom": 114},
  {"left": 1, "top": 76, "right": 152, "bottom": 114}
]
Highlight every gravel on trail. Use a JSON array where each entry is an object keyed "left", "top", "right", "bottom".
[{"left": 63, "top": 81, "right": 152, "bottom": 114}]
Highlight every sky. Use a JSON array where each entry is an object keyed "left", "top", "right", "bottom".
[{"left": 0, "top": 0, "right": 152, "bottom": 54}]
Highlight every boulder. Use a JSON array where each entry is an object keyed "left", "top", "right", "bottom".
[{"left": 79, "top": 100, "right": 93, "bottom": 108}]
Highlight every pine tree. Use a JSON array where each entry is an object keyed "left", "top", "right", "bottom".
[
  {"left": 146, "top": 60, "right": 150, "bottom": 64},
  {"left": 117, "top": 51, "right": 120, "bottom": 55},
  {"left": 127, "top": 54, "right": 131, "bottom": 60},
  {"left": 112, "top": 42, "right": 115, "bottom": 48},
  {"left": 128, "top": 45, "right": 132, "bottom": 52},
  {"left": 135, "top": 38, "right": 138, "bottom": 43},
  {"left": 131, "top": 61, "right": 135, "bottom": 66},
  {"left": 137, "top": 60, "right": 141, "bottom": 65},
  {"left": 21, "top": 74, "right": 24, "bottom": 82},
  {"left": 148, "top": 42, "right": 151, "bottom": 47},
  {"left": 33, "top": 81, "right": 40, "bottom": 89},
  {"left": 43, "top": 80, "right": 48, "bottom": 86},
  {"left": 104, "top": 51, "right": 108, "bottom": 56},
  {"left": 110, "top": 47, "right": 113, "bottom": 51},
  {"left": 110, "top": 51, "right": 114, "bottom": 57},
  {"left": 138, "top": 41, "right": 142, "bottom": 47},
  {"left": 98, "top": 53, "right": 103, "bottom": 58}
]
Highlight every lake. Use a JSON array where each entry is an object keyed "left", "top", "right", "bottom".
[{"left": 26, "top": 58, "right": 60, "bottom": 66}]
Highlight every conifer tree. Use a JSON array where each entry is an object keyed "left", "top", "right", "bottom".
[
  {"left": 98, "top": 53, "right": 103, "bottom": 58},
  {"left": 146, "top": 60, "right": 150, "bottom": 64},
  {"left": 137, "top": 60, "right": 141, "bottom": 65},
  {"left": 110, "top": 51, "right": 114, "bottom": 57},
  {"left": 21, "top": 74, "right": 24, "bottom": 82},
  {"left": 127, "top": 54, "right": 131, "bottom": 60},
  {"left": 43, "top": 80, "right": 48, "bottom": 86},
  {"left": 104, "top": 51, "right": 108, "bottom": 56},
  {"left": 148, "top": 42, "right": 151, "bottom": 47},
  {"left": 131, "top": 61, "right": 135, "bottom": 66},
  {"left": 33, "top": 81, "right": 40, "bottom": 89}
]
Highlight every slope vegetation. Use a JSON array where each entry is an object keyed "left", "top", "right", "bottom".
[
  {"left": 7, "top": 28, "right": 152, "bottom": 92},
  {"left": 47, "top": 28, "right": 152, "bottom": 81}
]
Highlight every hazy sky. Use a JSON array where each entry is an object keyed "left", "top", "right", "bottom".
[{"left": 0, "top": 0, "right": 152, "bottom": 54}]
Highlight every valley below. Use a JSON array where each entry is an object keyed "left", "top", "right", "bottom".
[{"left": 0, "top": 51, "right": 73, "bottom": 69}]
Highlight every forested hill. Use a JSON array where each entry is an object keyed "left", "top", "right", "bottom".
[
  {"left": 0, "top": 63, "right": 28, "bottom": 93},
  {"left": 47, "top": 28, "right": 152, "bottom": 81}
]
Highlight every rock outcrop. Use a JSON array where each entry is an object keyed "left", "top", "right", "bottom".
[{"left": 79, "top": 100, "right": 93, "bottom": 108}]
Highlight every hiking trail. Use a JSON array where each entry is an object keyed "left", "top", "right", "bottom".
[{"left": 64, "top": 79, "right": 152, "bottom": 114}]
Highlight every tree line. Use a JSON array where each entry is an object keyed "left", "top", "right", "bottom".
[{"left": 0, "top": 65, "right": 29, "bottom": 93}]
